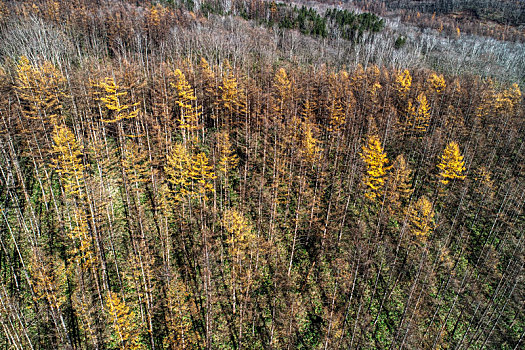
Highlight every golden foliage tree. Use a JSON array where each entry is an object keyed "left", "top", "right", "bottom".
[
  {"left": 164, "top": 277, "right": 201, "bottom": 349},
  {"left": 272, "top": 67, "right": 292, "bottom": 117},
  {"left": 428, "top": 73, "right": 446, "bottom": 94},
  {"left": 51, "top": 124, "right": 85, "bottom": 197},
  {"left": 219, "top": 60, "right": 246, "bottom": 121},
  {"left": 15, "top": 56, "right": 66, "bottom": 124},
  {"left": 122, "top": 141, "right": 151, "bottom": 188},
  {"left": 165, "top": 143, "right": 192, "bottom": 202},
  {"left": 171, "top": 69, "right": 202, "bottom": 131},
  {"left": 199, "top": 57, "right": 217, "bottom": 115},
  {"left": 395, "top": 69, "right": 412, "bottom": 99},
  {"left": 189, "top": 152, "right": 216, "bottom": 200},
  {"left": 386, "top": 154, "right": 413, "bottom": 214},
  {"left": 217, "top": 131, "right": 239, "bottom": 174},
  {"left": 105, "top": 291, "right": 143, "bottom": 350},
  {"left": 406, "top": 195, "right": 435, "bottom": 239},
  {"left": 68, "top": 209, "right": 95, "bottom": 270},
  {"left": 437, "top": 141, "right": 466, "bottom": 185},
  {"left": 406, "top": 93, "right": 431, "bottom": 134},
  {"left": 30, "top": 250, "right": 67, "bottom": 310},
  {"left": 327, "top": 70, "right": 351, "bottom": 133},
  {"left": 93, "top": 77, "right": 139, "bottom": 123},
  {"left": 360, "top": 135, "right": 390, "bottom": 201},
  {"left": 222, "top": 209, "right": 262, "bottom": 314},
  {"left": 301, "top": 120, "right": 322, "bottom": 163}
]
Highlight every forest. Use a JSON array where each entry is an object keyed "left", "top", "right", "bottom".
[{"left": 0, "top": 0, "right": 523, "bottom": 349}]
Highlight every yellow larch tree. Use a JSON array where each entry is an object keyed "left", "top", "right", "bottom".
[
  {"left": 327, "top": 70, "right": 351, "bottom": 133},
  {"left": 222, "top": 209, "right": 262, "bottom": 315},
  {"left": 386, "top": 154, "right": 413, "bottom": 214},
  {"left": 171, "top": 68, "right": 202, "bottom": 132},
  {"left": 105, "top": 291, "right": 143, "bottom": 350},
  {"left": 199, "top": 57, "right": 218, "bottom": 115},
  {"left": 360, "top": 135, "right": 390, "bottom": 201},
  {"left": 164, "top": 276, "right": 201, "bottom": 349},
  {"left": 188, "top": 152, "right": 216, "bottom": 201},
  {"left": 395, "top": 69, "right": 412, "bottom": 99},
  {"left": 428, "top": 73, "right": 446, "bottom": 94},
  {"left": 29, "top": 250, "right": 67, "bottom": 311},
  {"left": 406, "top": 93, "right": 431, "bottom": 134},
  {"left": 219, "top": 60, "right": 246, "bottom": 124},
  {"left": 493, "top": 83, "right": 522, "bottom": 116},
  {"left": 301, "top": 120, "right": 322, "bottom": 163},
  {"left": 15, "top": 56, "right": 67, "bottom": 124},
  {"left": 122, "top": 141, "right": 151, "bottom": 188},
  {"left": 93, "top": 77, "right": 139, "bottom": 123},
  {"left": 217, "top": 130, "right": 239, "bottom": 174},
  {"left": 406, "top": 195, "right": 435, "bottom": 239},
  {"left": 437, "top": 141, "right": 466, "bottom": 185},
  {"left": 272, "top": 67, "right": 292, "bottom": 118},
  {"left": 165, "top": 143, "right": 192, "bottom": 202},
  {"left": 68, "top": 208, "right": 95, "bottom": 270},
  {"left": 51, "top": 124, "right": 85, "bottom": 197}
]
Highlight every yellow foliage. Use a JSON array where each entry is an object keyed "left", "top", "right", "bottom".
[
  {"left": 30, "top": 251, "right": 67, "bottom": 309},
  {"left": 273, "top": 67, "right": 291, "bottom": 116},
  {"left": 68, "top": 209, "right": 94, "bottom": 269},
  {"left": 428, "top": 73, "right": 446, "bottom": 93},
  {"left": 105, "top": 292, "right": 143, "bottom": 350},
  {"left": 360, "top": 135, "right": 390, "bottom": 201},
  {"left": 188, "top": 152, "right": 216, "bottom": 200},
  {"left": 199, "top": 57, "right": 216, "bottom": 101},
  {"left": 165, "top": 143, "right": 192, "bottom": 201},
  {"left": 386, "top": 154, "right": 413, "bottom": 213},
  {"left": 122, "top": 141, "right": 151, "bottom": 186},
  {"left": 164, "top": 277, "right": 201, "bottom": 349},
  {"left": 219, "top": 60, "right": 246, "bottom": 118},
  {"left": 217, "top": 131, "right": 239, "bottom": 174},
  {"left": 395, "top": 69, "right": 412, "bottom": 98},
  {"left": 222, "top": 209, "right": 256, "bottom": 259},
  {"left": 406, "top": 195, "right": 435, "bottom": 239},
  {"left": 407, "top": 93, "right": 431, "bottom": 134},
  {"left": 301, "top": 120, "right": 322, "bottom": 163},
  {"left": 51, "top": 124, "right": 85, "bottom": 197},
  {"left": 327, "top": 70, "right": 351, "bottom": 133},
  {"left": 171, "top": 69, "right": 202, "bottom": 131},
  {"left": 437, "top": 141, "right": 466, "bottom": 185},
  {"left": 16, "top": 56, "right": 66, "bottom": 124},
  {"left": 93, "top": 77, "right": 139, "bottom": 123}
]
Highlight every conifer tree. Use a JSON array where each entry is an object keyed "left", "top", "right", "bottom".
[
  {"left": 93, "top": 77, "right": 139, "bottom": 123},
  {"left": 199, "top": 57, "right": 217, "bottom": 117},
  {"left": 406, "top": 93, "right": 431, "bottom": 134},
  {"left": 105, "top": 292, "right": 143, "bottom": 350},
  {"left": 437, "top": 141, "right": 466, "bottom": 185},
  {"left": 51, "top": 124, "right": 85, "bottom": 197},
  {"left": 217, "top": 131, "right": 239, "bottom": 174},
  {"left": 219, "top": 60, "right": 246, "bottom": 123},
  {"left": 165, "top": 143, "right": 192, "bottom": 201},
  {"left": 395, "top": 69, "right": 412, "bottom": 99},
  {"left": 428, "top": 73, "right": 446, "bottom": 94},
  {"left": 386, "top": 154, "right": 413, "bottom": 214},
  {"left": 406, "top": 195, "right": 435, "bottom": 239},
  {"left": 189, "top": 152, "right": 216, "bottom": 200},
  {"left": 171, "top": 69, "right": 202, "bottom": 132},
  {"left": 272, "top": 67, "right": 292, "bottom": 118},
  {"left": 360, "top": 135, "right": 389, "bottom": 201},
  {"left": 301, "top": 120, "right": 322, "bottom": 163},
  {"left": 15, "top": 56, "right": 66, "bottom": 124}
]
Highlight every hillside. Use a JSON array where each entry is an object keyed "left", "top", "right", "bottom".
[{"left": 0, "top": 1, "right": 523, "bottom": 349}]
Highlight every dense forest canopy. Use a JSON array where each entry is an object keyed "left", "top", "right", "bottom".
[{"left": 0, "top": 0, "right": 524, "bottom": 349}]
